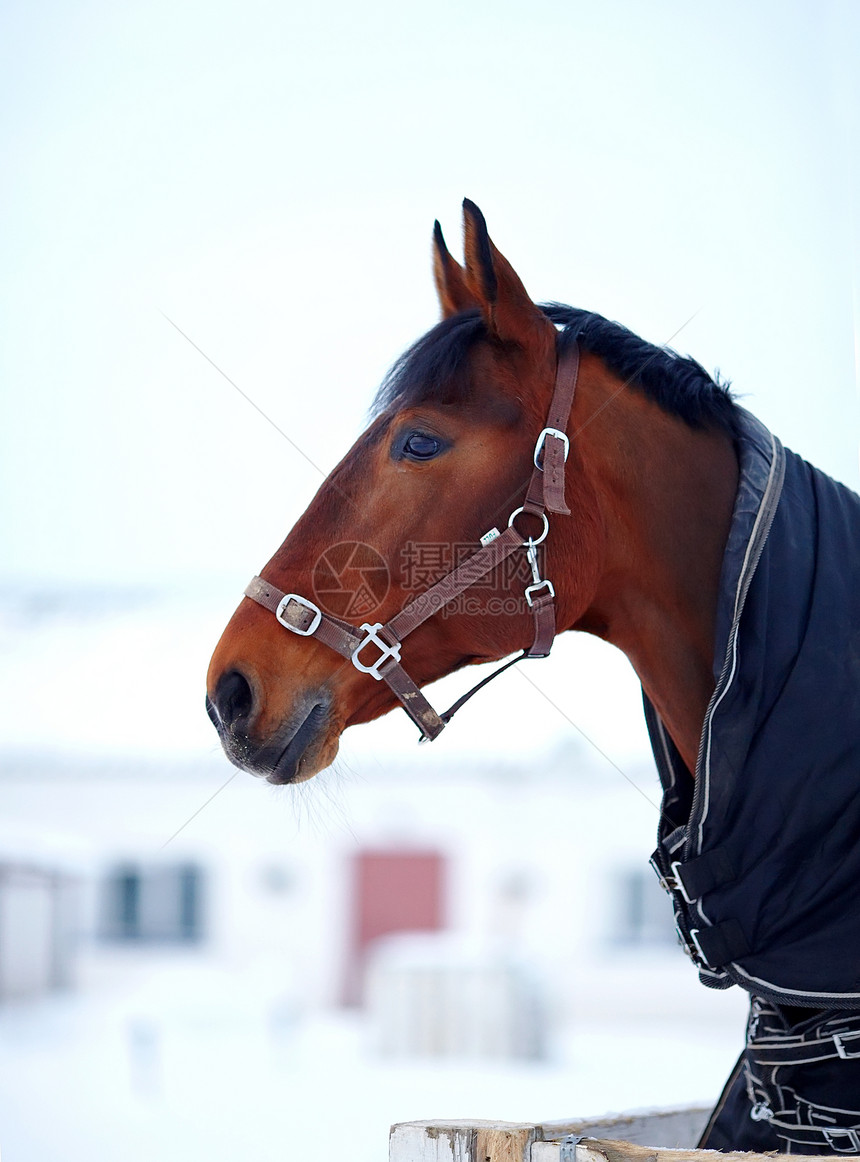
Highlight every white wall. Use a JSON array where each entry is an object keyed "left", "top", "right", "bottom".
[{"left": 0, "top": 748, "right": 747, "bottom": 1035}]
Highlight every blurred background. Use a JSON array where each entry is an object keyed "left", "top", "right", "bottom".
[{"left": 1, "top": 1, "right": 858, "bottom": 1159}]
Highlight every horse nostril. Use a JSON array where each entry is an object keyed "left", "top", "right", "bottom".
[{"left": 213, "top": 670, "right": 255, "bottom": 730}]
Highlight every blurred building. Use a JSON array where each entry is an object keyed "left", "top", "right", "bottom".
[
  {"left": 0, "top": 826, "right": 83, "bottom": 1000},
  {"left": 0, "top": 584, "right": 701, "bottom": 1058},
  {"left": 0, "top": 743, "right": 690, "bottom": 1052}
]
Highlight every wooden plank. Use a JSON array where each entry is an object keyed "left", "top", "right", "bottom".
[
  {"left": 389, "top": 1120, "right": 473, "bottom": 1161},
  {"left": 533, "top": 1139, "right": 860, "bottom": 1162},
  {"left": 538, "top": 1108, "right": 710, "bottom": 1149},
  {"left": 528, "top": 1143, "right": 560, "bottom": 1162},
  {"left": 391, "top": 1108, "right": 710, "bottom": 1161},
  {"left": 389, "top": 1120, "right": 536, "bottom": 1162},
  {"left": 391, "top": 1113, "right": 860, "bottom": 1162},
  {"left": 574, "top": 1139, "right": 860, "bottom": 1162},
  {"left": 475, "top": 1123, "right": 537, "bottom": 1162}
]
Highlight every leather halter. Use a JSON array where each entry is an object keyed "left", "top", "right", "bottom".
[{"left": 244, "top": 343, "right": 580, "bottom": 742}]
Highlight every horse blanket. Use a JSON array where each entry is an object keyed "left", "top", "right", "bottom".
[{"left": 645, "top": 408, "right": 860, "bottom": 1151}]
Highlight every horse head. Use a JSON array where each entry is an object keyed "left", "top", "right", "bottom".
[{"left": 206, "top": 201, "right": 607, "bottom": 782}]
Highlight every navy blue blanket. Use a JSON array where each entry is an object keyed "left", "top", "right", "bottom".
[{"left": 648, "top": 409, "right": 860, "bottom": 1007}]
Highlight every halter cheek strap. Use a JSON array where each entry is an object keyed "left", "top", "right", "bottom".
[{"left": 244, "top": 342, "right": 580, "bottom": 742}]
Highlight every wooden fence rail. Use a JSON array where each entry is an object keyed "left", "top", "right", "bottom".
[{"left": 389, "top": 1107, "right": 860, "bottom": 1162}]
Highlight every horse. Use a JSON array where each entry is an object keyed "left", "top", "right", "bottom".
[{"left": 207, "top": 200, "right": 860, "bottom": 1152}]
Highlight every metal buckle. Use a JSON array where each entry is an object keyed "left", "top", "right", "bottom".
[
  {"left": 688, "top": 928, "right": 712, "bottom": 968},
  {"left": 824, "top": 1128, "right": 860, "bottom": 1152},
  {"left": 533, "top": 426, "right": 570, "bottom": 469},
  {"left": 525, "top": 578, "right": 555, "bottom": 607},
  {"left": 651, "top": 854, "right": 686, "bottom": 897},
  {"left": 276, "top": 593, "right": 322, "bottom": 636},
  {"left": 351, "top": 623, "right": 402, "bottom": 679},
  {"left": 508, "top": 506, "right": 549, "bottom": 545},
  {"left": 676, "top": 923, "right": 711, "bottom": 969},
  {"left": 669, "top": 860, "right": 695, "bottom": 903},
  {"left": 651, "top": 855, "right": 673, "bottom": 892},
  {"left": 749, "top": 1102, "right": 773, "bottom": 1123},
  {"left": 834, "top": 1030, "right": 860, "bottom": 1060}
]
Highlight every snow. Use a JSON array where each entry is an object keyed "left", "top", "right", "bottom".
[
  {"left": 0, "top": 588, "right": 746, "bottom": 1161},
  {"left": 0, "top": 953, "right": 745, "bottom": 1162}
]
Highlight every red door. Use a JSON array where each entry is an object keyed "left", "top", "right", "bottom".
[{"left": 343, "top": 849, "right": 445, "bottom": 1005}]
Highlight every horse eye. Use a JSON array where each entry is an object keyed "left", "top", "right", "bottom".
[{"left": 402, "top": 432, "right": 442, "bottom": 460}]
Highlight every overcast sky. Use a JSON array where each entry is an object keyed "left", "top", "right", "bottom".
[
  {"left": 2, "top": 0, "right": 858, "bottom": 777},
  {"left": 2, "top": 0, "right": 858, "bottom": 593}
]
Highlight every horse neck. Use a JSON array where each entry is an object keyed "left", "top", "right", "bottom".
[{"left": 568, "top": 358, "right": 739, "bottom": 775}]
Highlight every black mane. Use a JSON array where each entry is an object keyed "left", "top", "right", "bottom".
[{"left": 374, "top": 304, "right": 737, "bottom": 434}]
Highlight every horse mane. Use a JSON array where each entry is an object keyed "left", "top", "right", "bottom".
[{"left": 374, "top": 304, "right": 737, "bottom": 435}]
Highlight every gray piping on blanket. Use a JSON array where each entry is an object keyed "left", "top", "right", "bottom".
[
  {"left": 690, "top": 423, "right": 786, "bottom": 981},
  {"left": 694, "top": 423, "right": 786, "bottom": 859}
]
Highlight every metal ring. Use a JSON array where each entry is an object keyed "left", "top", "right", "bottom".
[{"left": 507, "top": 507, "right": 549, "bottom": 545}]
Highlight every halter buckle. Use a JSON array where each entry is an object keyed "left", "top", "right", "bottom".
[
  {"left": 533, "top": 427, "right": 570, "bottom": 469},
  {"left": 525, "top": 579, "right": 555, "bottom": 607},
  {"left": 276, "top": 593, "right": 322, "bottom": 636},
  {"left": 352, "top": 623, "right": 402, "bottom": 679}
]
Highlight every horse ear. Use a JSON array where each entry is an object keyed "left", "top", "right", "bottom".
[
  {"left": 433, "top": 220, "right": 480, "bottom": 318},
  {"left": 461, "top": 198, "right": 549, "bottom": 346}
]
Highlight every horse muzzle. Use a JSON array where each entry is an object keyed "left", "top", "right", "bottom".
[{"left": 206, "top": 670, "right": 337, "bottom": 784}]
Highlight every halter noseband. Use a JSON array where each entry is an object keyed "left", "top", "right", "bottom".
[{"left": 243, "top": 343, "right": 580, "bottom": 742}]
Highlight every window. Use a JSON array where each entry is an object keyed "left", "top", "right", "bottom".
[{"left": 101, "top": 863, "right": 204, "bottom": 943}]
